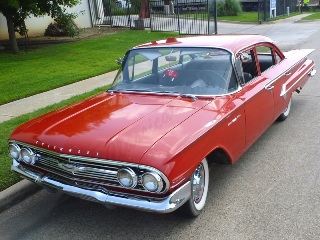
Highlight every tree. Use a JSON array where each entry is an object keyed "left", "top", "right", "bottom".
[
  {"left": 0, "top": 0, "right": 80, "bottom": 53},
  {"left": 139, "top": 0, "right": 149, "bottom": 19}
]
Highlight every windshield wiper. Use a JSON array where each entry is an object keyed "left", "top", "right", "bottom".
[
  {"left": 179, "top": 94, "right": 198, "bottom": 100},
  {"left": 154, "top": 90, "right": 179, "bottom": 94},
  {"left": 124, "top": 89, "right": 154, "bottom": 92},
  {"left": 108, "top": 89, "right": 153, "bottom": 93},
  {"left": 107, "top": 89, "right": 122, "bottom": 93},
  {"left": 108, "top": 89, "right": 197, "bottom": 100}
]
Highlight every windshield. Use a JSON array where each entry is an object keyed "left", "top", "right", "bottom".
[{"left": 110, "top": 47, "right": 238, "bottom": 96}]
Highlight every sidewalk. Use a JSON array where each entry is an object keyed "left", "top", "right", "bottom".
[
  {"left": 1, "top": 13, "right": 319, "bottom": 213},
  {"left": 0, "top": 71, "right": 117, "bottom": 123}
]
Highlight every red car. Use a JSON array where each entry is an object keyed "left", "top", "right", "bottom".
[{"left": 9, "top": 35, "right": 316, "bottom": 217}]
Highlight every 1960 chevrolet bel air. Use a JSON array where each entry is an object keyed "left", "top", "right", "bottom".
[{"left": 8, "top": 35, "right": 316, "bottom": 217}]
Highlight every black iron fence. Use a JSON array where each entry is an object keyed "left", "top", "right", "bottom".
[
  {"left": 258, "top": 0, "right": 298, "bottom": 22},
  {"left": 102, "top": 0, "right": 151, "bottom": 28},
  {"left": 101, "top": 0, "right": 217, "bottom": 35},
  {"left": 149, "top": 0, "right": 179, "bottom": 32},
  {"left": 93, "top": 0, "right": 304, "bottom": 32},
  {"left": 175, "top": 0, "right": 217, "bottom": 35}
]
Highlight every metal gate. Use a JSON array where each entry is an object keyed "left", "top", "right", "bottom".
[
  {"left": 97, "top": 0, "right": 216, "bottom": 34},
  {"left": 149, "top": 0, "right": 179, "bottom": 32},
  {"left": 150, "top": 0, "right": 217, "bottom": 35},
  {"left": 102, "top": 0, "right": 151, "bottom": 28}
]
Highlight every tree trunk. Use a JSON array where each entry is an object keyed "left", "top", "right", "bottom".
[
  {"left": 5, "top": 14, "right": 19, "bottom": 53},
  {"left": 139, "top": 0, "right": 149, "bottom": 19}
]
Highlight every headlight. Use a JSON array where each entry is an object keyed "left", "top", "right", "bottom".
[
  {"left": 8, "top": 143, "right": 21, "bottom": 160},
  {"left": 20, "top": 147, "right": 37, "bottom": 165},
  {"left": 117, "top": 168, "right": 138, "bottom": 188},
  {"left": 142, "top": 172, "right": 164, "bottom": 193}
]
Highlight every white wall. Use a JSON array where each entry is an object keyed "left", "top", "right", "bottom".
[{"left": 0, "top": 0, "right": 92, "bottom": 40}]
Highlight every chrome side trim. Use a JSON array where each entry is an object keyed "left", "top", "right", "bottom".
[
  {"left": 280, "top": 65, "right": 315, "bottom": 97},
  {"left": 12, "top": 160, "right": 191, "bottom": 213},
  {"left": 265, "top": 59, "right": 314, "bottom": 89}
]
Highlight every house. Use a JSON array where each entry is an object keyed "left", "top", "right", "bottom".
[{"left": 0, "top": 0, "right": 106, "bottom": 40}]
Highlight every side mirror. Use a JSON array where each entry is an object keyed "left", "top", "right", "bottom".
[
  {"left": 116, "top": 57, "right": 122, "bottom": 65},
  {"left": 239, "top": 53, "right": 250, "bottom": 63}
]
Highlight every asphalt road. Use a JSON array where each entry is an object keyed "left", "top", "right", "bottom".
[{"left": 0, "top": 20, "right": 319, "bottom": 239}]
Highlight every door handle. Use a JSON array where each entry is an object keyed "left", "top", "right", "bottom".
[
  {"left": 265, "top": 85, "right": 274, "bottom": 91},
  {"left": 285, "top": 72, "right": 291, "bottom": 76}
]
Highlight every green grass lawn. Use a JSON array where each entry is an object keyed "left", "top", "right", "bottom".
[
  {"left": 215, "top": 11, "right": 302, "bottom": 22},
  {"left": 0, "top": 30, "right": 177, "bottom": 105},
  {"left": 218, "top": 12, "right": 259, "bottom": 22},
  {"left": 301, "top": 11, "right": 320, "bottom": 20},
  {"left": 267, "top": 12, "right": 302, "bottom": 21}
]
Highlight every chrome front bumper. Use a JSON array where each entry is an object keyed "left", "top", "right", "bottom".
[{"left": 11, "top": 160, "right": 191, "bottom": 213}]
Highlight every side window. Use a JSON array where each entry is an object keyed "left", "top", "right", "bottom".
[
  {"left": 275, "top": 50, "right": 282, "bottom": 63},
  {"left": 240, "top": 49, "right": 257, "bottom": 83},
  {"left": 182, "top": 54, "right": 192, "bottom": 64},
  {"left": 256, "top": 46, "right": 275, "bottom": 73}
]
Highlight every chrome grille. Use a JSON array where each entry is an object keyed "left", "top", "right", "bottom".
[
  {"left": 10, "top": 141, "right": 170, "bottom": 193},
  {"left": 38, "top": 154, "right": 119, "bottom": 182},
  {"left": 20, "top": 144, "right": 146, "bottom": 191}
]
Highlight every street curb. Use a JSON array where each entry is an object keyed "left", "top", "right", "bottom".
[{"left": 0, "top": 179, "right": 42, "bottom": 213}]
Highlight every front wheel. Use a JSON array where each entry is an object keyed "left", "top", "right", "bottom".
[
  {"left": 277, "top": 97, "right": 292, "bottom": 121},
  {"left": 178, "top": 158, "right": 209, "bottom": 218}
]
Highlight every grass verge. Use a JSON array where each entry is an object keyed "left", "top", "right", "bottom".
[
  {"left": 300, "top": 11, "right": 320, "bottom": 20},
  {"left": 218, "top": 12, "right": 259, "bottom": 22},
  {"left": 0, "top": 86, "right": 107, "bottom": 191},
  {"left": 218, "top": 11, "right": 301, "bottom": 22},
  {"left": 0, "top": 30, "right": 177, "bottom": 105}
]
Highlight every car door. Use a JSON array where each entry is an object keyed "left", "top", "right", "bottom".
[
  {"left": 254, "top": 44, "right": 291, "bottom": 120},
  {"left": 237, "top": 47, "right": 275, "bottom": 149}
]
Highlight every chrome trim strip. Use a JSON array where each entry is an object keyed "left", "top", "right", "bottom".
[
  {"left": 280, "top": 65, "right": 315, "bottom": 97},
  {"left": 12, "top": 160, "right": 191, "bottom": 213},
  {"left": 265, "top": 58, "right": 314, "bottom": 89}
]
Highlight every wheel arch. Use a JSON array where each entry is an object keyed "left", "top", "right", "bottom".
[{"left": 206, "top": 147, "right": 232, "bottom": 166}]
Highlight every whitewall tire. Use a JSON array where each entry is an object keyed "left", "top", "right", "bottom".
[
  {"left": 179, "top": 158, "right": 209, "bottom": 218},
  {"left": 278, "top": 97, "right": 292, "bottom": 121}
]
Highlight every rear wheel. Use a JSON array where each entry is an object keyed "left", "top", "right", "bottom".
[
  {"left": 179, "top": 158, "right": 209, "bottom": 218},
  {"left": 278, "top": 97, "right": 292, "bottom": 121}
]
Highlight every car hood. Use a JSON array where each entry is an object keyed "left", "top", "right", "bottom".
[{"left": 10, "top": 92, "right": 217, "bottom": 163}]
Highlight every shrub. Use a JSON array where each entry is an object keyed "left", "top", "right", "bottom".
[
  {"left": 217, "top": 0, "right": 242, "bottom": 17},
  {"left": 44, "top": 23, "right": 65, "bottom": 37},
  {"left": 45, "top": 10, "right": 81, "bottom": 37},
  {"left": 217, "top": 1, "right": 225, "bottom": 16}
]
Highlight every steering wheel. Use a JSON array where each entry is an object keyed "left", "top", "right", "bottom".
[{"left": 196, "top": 70, "right": 226, "bottom": 89}]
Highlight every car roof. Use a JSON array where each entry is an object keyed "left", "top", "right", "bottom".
[{"left": 134, "top": 34, "right": 274, "bottom": 54}]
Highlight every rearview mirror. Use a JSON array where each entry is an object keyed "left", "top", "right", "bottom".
[{"left": 165, "top": 56, "right": 177, "bottom": 62}]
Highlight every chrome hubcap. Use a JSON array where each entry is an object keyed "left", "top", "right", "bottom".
[{"left": 192, "top": 163, "right": 205, "bottom": 204}]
